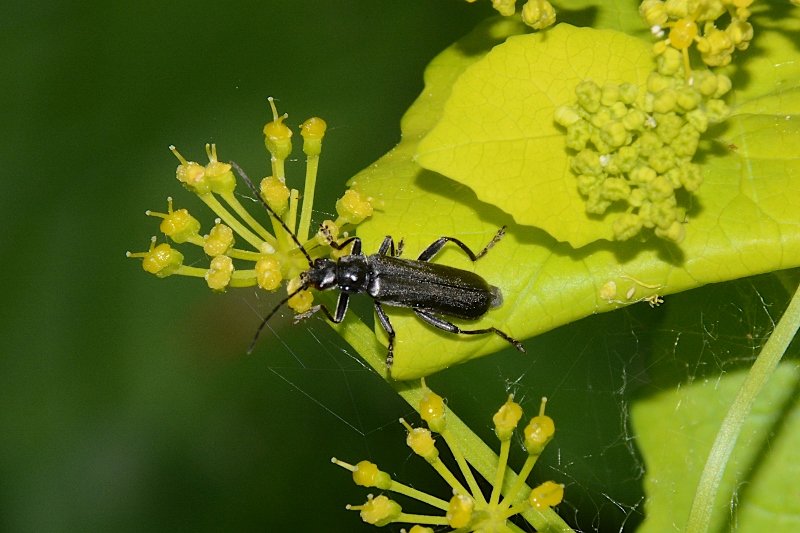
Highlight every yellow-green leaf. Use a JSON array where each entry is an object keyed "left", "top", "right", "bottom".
[
  {"left": 415, "top": 24, "right": 654, "bottom": 247},
  {"left": 351, "top": 16, "right": 800, "bottom": 381}
]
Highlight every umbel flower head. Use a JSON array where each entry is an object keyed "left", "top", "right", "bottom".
[
  {"left": 333, "top": 379, "right": 564, "bottom": 531},
  {"left": 128, "top": 98, "right": 376, "bottom": 326},
  {"left": 466, "top": 0, "right": 557, "bottom": 30},
  {"left": 640, "top": 0, "right": 755, "bottom": 77}
]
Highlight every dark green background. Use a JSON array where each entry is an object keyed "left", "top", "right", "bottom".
[
  {"left": 0, "top": 2, "right": 505, "bottom": 531},
  {"left": 4, "top": 2, "right": 796, "bottom": 532}
]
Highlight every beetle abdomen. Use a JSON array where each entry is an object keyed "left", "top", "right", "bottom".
[{"left": 368, "top": 255, "right": 495, "bottom": 320}]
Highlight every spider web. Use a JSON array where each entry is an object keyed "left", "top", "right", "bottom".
[{"left": 240, "top": 268, "right": 799, "bottom": 532}]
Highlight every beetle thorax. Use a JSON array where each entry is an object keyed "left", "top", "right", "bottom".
[{"left": 336, "top": 254, "right": 369, "bottom": 294}]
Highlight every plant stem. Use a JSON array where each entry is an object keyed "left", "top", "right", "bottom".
[{"left": 685, "top": 281, "right": 800, "bottom": 533}]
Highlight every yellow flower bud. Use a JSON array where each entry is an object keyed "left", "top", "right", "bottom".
[
  {"left": 419, "top": 384, "right": 446, "bottom": 433},
  {"left": 705, "top": 98, "right": 731, "bottom": 123},
  {"left": 696, "top": 27, "right": 734, "bottom": 67},
  {"left": 648, "top": 146, "right": 677, "bottom": 174},
  {"left": 613, "top": 213, "right": 643, "bottom": 241},
  {"left": 575, "top": 80, "right": 601, "bottom": 113},
  {"left": 493, "top": 395, "right": 523, "bottom": 441},
  {"left": 401, "top": 418, "right": 439, "bottom": 461},
  {"left": 521, "top": 0, "right": 556, "bottom": 30},
  {"left": 656, "top": 44, "right": 684, "bottom": 77},
  {"left": 652, "top": 88, "right": 678, "bottom": 114},
  {"left": 203, "top": 221, "right": 234, "bottom": 257},
  {"left": 205, "top": 255, "right": 234, "bottom": 291},
  {"left": 336, "top": 189, "right": 374, "bottom": 225},
  {"left": 713, "top": 74, "right": 732, "bottom": 98},
  {"left": 260, "top": 176, "right": 290, "bottom": 215},
  {"left": 693, "top": 70, "right": 718, "bottom": 96},
  {"left": 621, "top": 109, "right": 646, "bottom": 131},
  {"left": 447, "top": 494, "right": 474, "bottom": 529},
  {"left": 639, "top": 0, "right": 667, "bottom": 28},
  {"left": 600, "top": 120, "right": 628, "bottom": 147},
  {"left": 727, "top": 19, "right": 753, "bottom": 50},
  {"left": 136, "top": 241, "right": 184, "bottom": 278},
  {"left": 170, "top": 146, "right": 209, "bottom": 194},
  {"left": 529, "top": 481, "right": 565, "bottom": 510},
  {"left": 668, "top": 18, "right": 698, "bottom": 50},
  {"left": 524, "top": 405, "right": 555, "bottom": 455},
  {"left": 675, "top": 87, "right": 701, "bottom": 111},
  {"left": 352, "top": 494, "right": 401, "bottom": 526},
  {"left": 554, "top": 105, "right": 582, "bottom": 127},
  {"left": 147, "top": 198, "right": 201, "bottom": 244},
  {"left": 300, "top": 117, "right": 327, "bottom": 157},
  {"left": 646, "top": 72, "right": 674, "bottom": 95},
  {"left": 655, "top": 219, "right": 686, "bottom": 243},
  {"left": 286, "top": 276, "right": 313, "bottom": 313},
  {"left": 263, "top": 98, "right": 293, "bottom": 160},
  {"left": 255, "top": 257, "right": 282, "bottom": 291},
  {"left": 491, "top": 0, "right": 516, "bottom": 17},
  {"left": 204, "top": 144, "right": 236, "bottom": 194},
  {"left": 352, "top": 460, "right": 392, "bottom": 490}
]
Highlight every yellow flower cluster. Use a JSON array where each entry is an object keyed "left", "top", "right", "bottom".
[
  {"left": 128, "top": 99, "right": 376, "bottom": 312},
  {"left": 640, "top": 0, "right": 755, "bottom": 77},
  {"left": 466, "top": 0, "right": 557, "bottom": 30},
  {"left": 334, "top": 380, "right": 564, "bottom": 531},
  {"left": 555, "top": 51, "right": 731, "bottom": 243}
]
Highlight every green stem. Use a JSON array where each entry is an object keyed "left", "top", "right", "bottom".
[
  {"left": 198, "top": 193, "right": 263, "bottom": 251},
  {"left": 297, "top": 153, "right": 319, "bottom": 243},
  {"left": 389, "top": 481, "right": 450, "bottom": 511},
  {"left": 428, "top": 457, "right": 469, "bottom": 496},
  {"left": 394, "top": 513, "right": 449, "bottom": 526},
  {"left": 227, "top": 248, "right": 269, "bottom": 261},
  {"left": 489, "top": 439, "right": 511, "bottom": 508},
  {"left": 498, "top": 453, "right": 540, "bottom": 514},
  {"left": 219, "top": 191, "right": 278, "bottom": 250},
  {"left": 685, "top": 281, "right": 800, "bottom": 533},
  {"left": 442, "top": 427, "right": 488, "bottom": 506}
]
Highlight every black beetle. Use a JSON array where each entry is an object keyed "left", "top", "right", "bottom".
[{"left": 230, "top": 162, "right": 525, "bottom": 369}]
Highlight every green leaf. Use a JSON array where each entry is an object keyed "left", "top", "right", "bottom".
[
  {"left": 415, "top": 24, "right": 654, "bottom": 247},
  {"left": 351, "top": 16, "right": 800, "bottom": 380},
  {"left": 351, "top": 17, "right": 536, "bottom": 380},
  {"left": 631, "top": 362, "right": 800, "bottom": 531}
]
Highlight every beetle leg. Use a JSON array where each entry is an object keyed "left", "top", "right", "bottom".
[
  {"left": 374, "top": 301, "right": 396, "bottom": 369},
  {"left": 378, "top": 236, "right": 404, "bottom": 258},
  {"left": 320, "top": 224, "right": 362, "bottom": 255},
  {"left": 292, "top": 293, "right": 350, "bottom": 324},
  {"left": 416, "top": 226, "right": 506, "bottom": 262},
  {"left": 378, "top": 236, "right": 395, "bottom": 256},
  {"left": 414, "top": 309, "right": 526, "bottom": 353}
]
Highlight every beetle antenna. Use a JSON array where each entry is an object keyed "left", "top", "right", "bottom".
[
  {"left": 229, "top": 161, "right": 314, "bottom": 267},
  {"left": 248, "top": 283, "right": 309, "bottom": 354}
]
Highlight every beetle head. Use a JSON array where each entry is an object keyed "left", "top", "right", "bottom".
[{"left": 302, "top": 258, "right": 337, "bottom": 290}]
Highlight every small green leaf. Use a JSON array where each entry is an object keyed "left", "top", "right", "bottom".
[
  {"left": 631, "top": 362, "right": 800, "bottom": 531},
  {"left": 415, "top": 24, "right": 655, "bottom": 247}
]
